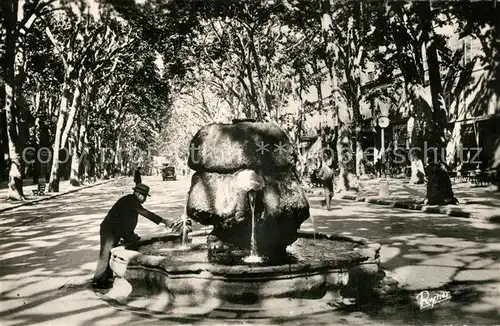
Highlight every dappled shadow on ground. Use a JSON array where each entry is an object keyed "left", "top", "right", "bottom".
[
  {"left": 359, "top": 178, "right": 500, "bottom": 202},
  {"left": 0, "top": 178, "right": 117, "bottom": 211},
  {"left": 1, "top": 176, "right": 499, "bottom": 325},
  {"left": 299, "top": 196, "right": 500, "bottom": 325},
  {"left": 0, "top": 177, "right": 194, "bottom": 326}
]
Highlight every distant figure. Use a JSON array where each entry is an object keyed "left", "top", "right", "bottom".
[
  {"left": 134, "top": 167, "right": 142, "bottom": 185},
  {"left": 374, "top": 147, "right": 382, "bottom": 177},
  {"left": 92, "top": 183, "right": 192, "bottom": 289},
  {"left": 385, "top": 144, "right": 395, "bottom": 178},
  {"left": 317, "top": 156, "right": 334, "bottom": 210}
]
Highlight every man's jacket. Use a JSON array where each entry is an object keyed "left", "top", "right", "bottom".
[{"left": 100, "top": 194, "right": 163, "bottom": 242}]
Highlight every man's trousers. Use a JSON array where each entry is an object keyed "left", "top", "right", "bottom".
[
  {"left": 323, "top": 178, "right": 334, "bottom": 210},
  {"left": 93, "top": 227, "right": 119, "bottom": 283}
]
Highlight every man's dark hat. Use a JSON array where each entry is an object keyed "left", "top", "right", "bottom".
[{"left": 133, "top": 183, "right": 151, "bottom": 197}]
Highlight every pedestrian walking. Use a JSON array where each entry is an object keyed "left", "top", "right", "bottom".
[
  {"left": 133, "top": 167, "right": 142, "bottom": 185},
  {"left": 317, "top": 155, "right": 335, "bottom": 210},
  {"left": 92, "top": 183, "right": 192, "bottom": 289},
  {"left": 385, "top": 143, "right": 394, "bottom": 178}
]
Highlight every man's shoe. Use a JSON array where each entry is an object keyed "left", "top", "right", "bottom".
[{"left": 92, "top": 279, "right": 114, "bottom": 289}]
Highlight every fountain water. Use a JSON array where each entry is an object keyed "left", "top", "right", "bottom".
[
  {"left": 179, "top": 212, "right": 189, "bottom": 250},
  {"left": 107, "top": 120, "right": 381, "bottom": 320},
  {"left": 243, "top": 191, "right": 263, "bottom": 264},
  {"left": 305, "top": 196, "right": 317, "bottom": 241}
]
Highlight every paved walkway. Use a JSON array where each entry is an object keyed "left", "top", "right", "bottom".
[
  {"left": 0, "top": 178, "right": 120, "bottom": 212},
  {"left": 308, "top": 177, "right": 500, "bottom": 220},
  {"left": 358, "top": 177, "right": 500, "bottom": 203},
  {"left": 0, "top": 177, "right": 499, "bottom": 325},
  {"left": 0, "top": 177, "right": 187, "bottom": 326}
]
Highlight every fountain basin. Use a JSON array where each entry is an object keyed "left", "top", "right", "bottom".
[{"left": 108, "top": 230, "right": 381, "bottom": 316}]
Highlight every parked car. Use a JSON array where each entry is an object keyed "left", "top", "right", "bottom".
[{"left": 161, "top": 166, "right": 177, "bottom": 181}]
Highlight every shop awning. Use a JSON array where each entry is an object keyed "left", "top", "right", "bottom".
[{"left": 305, "top": 137, "right": 323, "bottom": 160}]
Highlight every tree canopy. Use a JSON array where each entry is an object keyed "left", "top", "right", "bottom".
[{"left": 1, "top": 0, "right": 497, "bottom": 201}]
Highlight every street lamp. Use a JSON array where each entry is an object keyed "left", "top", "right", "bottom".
[
  {"left": 377, "top": 115, "right": 390, "bottom": 190},
  {"left": 378, "top": 115, "right": 390, "bottom": 155}
]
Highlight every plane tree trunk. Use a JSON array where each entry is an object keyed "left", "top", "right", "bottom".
[
  {"left": 421, "top": 2, "right": 457, "bottom": 205},
  {"left": 48, "top": 70, "right": 71, "bottom": 192},
  {"left": 3, "top": 0, "right": 24, "bottom": 200}
]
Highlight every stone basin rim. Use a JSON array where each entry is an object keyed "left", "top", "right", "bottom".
[{"left": 110, "top": 230, "right": 381, "bottom": 277}]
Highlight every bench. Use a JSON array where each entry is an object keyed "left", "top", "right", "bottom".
[
  {"left": 469, "top": 170, "right": 496, "bottom": 187},
  {"left": 85, "top": 176, "right": 96, "bottom": 184},
  {"left": 448, "top": 170, "right": 457, "bottom": 179},
  {"left": 32, "top": 184, "right": 46, "bottom": 196},
  {"left": 457, "top": 169, "right": 473, "bottom": 183}
]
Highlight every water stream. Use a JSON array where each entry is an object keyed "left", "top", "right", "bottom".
[
  {"left": 179, "top": 211, "right": 189, "bottom": 250},
  {"left": 309, "top": 213, "right": 317, "bottom": 242},
  {"left": 243, "top": 191, "right": 263, "bottom": 263},
  {"left": 304, "top": 196, "right": 317, "bottom": 260},
  {"left": 305, "top": 197, "right": 317, "bottom": 241}
]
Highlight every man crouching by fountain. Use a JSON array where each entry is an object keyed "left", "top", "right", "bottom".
[{"left": 92, "top": 183, "right": 192, "bottom": 289}]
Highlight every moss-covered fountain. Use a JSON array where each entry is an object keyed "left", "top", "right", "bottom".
[{"left": 107, "top": 120, "right": 381, "bottom": 320}]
